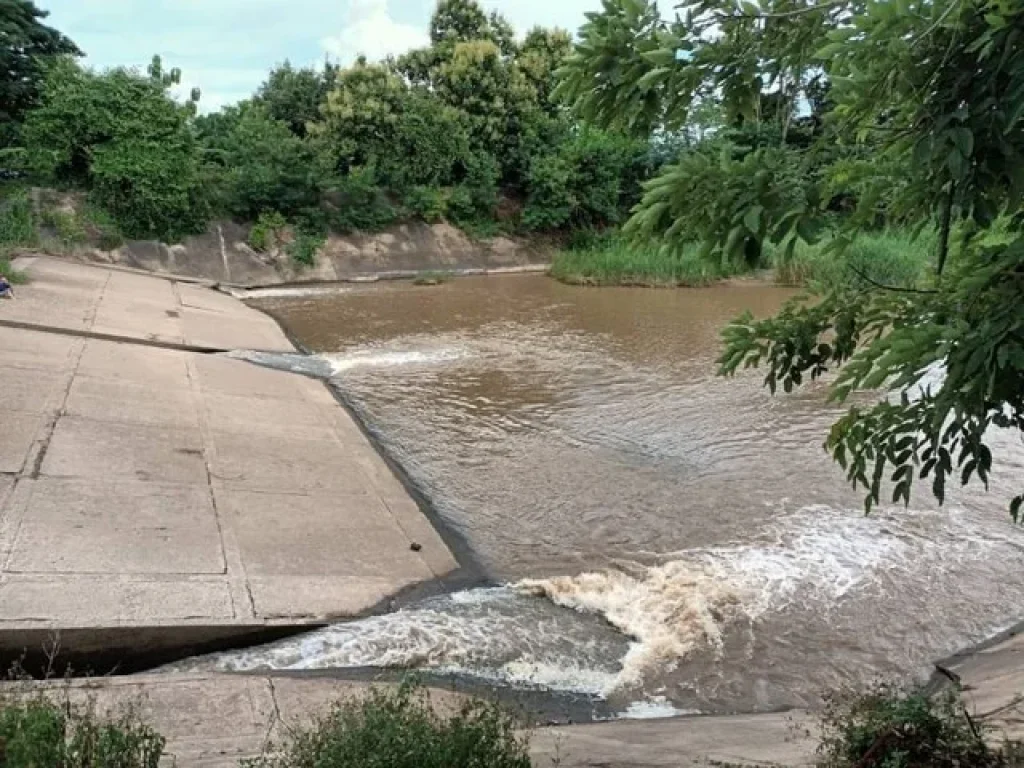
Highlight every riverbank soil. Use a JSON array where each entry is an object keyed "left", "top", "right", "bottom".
[{"left": 0, "top": 256, "right": 457, "bottom": 664}]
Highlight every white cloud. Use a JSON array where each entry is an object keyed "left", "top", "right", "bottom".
[{"left": 321, "top": 0, "right": 430, "bottom": 64}]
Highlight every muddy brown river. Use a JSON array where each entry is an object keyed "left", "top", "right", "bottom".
[{"left": 212, "top": 275, "right": 1024, "bottom": 717}]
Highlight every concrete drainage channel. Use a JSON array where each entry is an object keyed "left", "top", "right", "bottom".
[{"left": 0, "top": 258, "right": 466, "bottom": 709}]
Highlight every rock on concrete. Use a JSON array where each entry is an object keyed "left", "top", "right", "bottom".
[{"left": 0, "top": 258, "right": 458, "bottom": 661}]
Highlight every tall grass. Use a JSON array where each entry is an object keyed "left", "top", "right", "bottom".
[
  {"left": 771, "top": 229, "right": 936, "bottom": 292},
  {"left": 550, "top": 228, "right": 942, "bottom": 292},
  {"left": 550, "top": 237, "right": 738, "bottom": 287}
]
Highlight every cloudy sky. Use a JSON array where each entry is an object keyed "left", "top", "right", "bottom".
[{"left": 38, "top": 0, "right": 603, "bottom": 112}]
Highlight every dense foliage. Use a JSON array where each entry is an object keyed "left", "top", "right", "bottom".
[
  {"left": 559, "top": 0, "right": 1024, "bottom": 515},
  {"left": 0, "top": 0, "right": 80, "bottom": 148},
  {"left": 1, "top": 0, "right": 653, "bottom": 250},
  {"left": 817, "top": 685, "right": 1018, "bottom": 768},
  {"left": 246, "top": 682, "right": 531, "bottom": 768}
]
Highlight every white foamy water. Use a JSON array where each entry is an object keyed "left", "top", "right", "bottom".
[
  {"left": 195, "top": 505, "right": 1017, "bottom": 703},
  {"left": 326, "top": 346, "right": 470, "bottom": 374}
]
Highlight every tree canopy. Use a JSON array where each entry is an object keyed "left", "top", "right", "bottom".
[
  {"left": 0, "top": 0, "right": 80, "bottom": 146},
  {"left": 558, "top": 0, "right": 1024, "bottom": 515}
]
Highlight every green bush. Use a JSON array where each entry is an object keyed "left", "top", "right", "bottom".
[
  {"left": 323, "top": 167, "right": 398, "bottom": 233},
  {"left": 404, "top": 186, "right": 448, "bottom": 223},
  {"left": 249, "top": 211, "right": 289, "bottom": 252},
  {"left": 0, "top": 190, "right": 37, "bottom": 248},
  {"left": 287, "top": 228, "right": 324, "bottom": 267},
  {"left": 41, "top": 209, "right": 87, "bottom": 248},
  {"left": 245, "top": 682, "right": 531, "bottom": 768},
  {"left": 218, "top": 107, "right": 324, "bottom": 220},
  {"left": 23, "top": 60, "right": 209, "bottom": 242},
  {"left": 817, "top": 685, "right": 1012, "bottom": 768},
  {"left": 0, "top": 697, "right": 164, "bottom": 767}
]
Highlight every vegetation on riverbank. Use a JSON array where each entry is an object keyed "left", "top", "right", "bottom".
[
  {"left": 550, "top": 237, "right": 736, "bottom": 287},
  {"left": 3, "top": 681, "right": 1021, "bottom": 767},
  {"left": 0, "top": 696, "right": 164, "bottom": 767},
  {"left": 551, "top": 228, "right": 937, "bottom": 292},
  {"left": 246, "top": 682, "right": 530, "bottom": 768},
  {"left": 0, "top": 0, "right": 671, "bottom": 266}
]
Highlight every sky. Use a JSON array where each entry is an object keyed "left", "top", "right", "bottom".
[{"left": 37, "top": 0, "right": 604, "bottom": 113}]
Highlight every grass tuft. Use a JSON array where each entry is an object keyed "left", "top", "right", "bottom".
[{"left": 413, "top": 270, "right": 454, "bottom": 286}]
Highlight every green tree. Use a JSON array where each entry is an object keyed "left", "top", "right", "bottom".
[
  {"left": 559, "top": 0, "right": 1024, "bottom": 515},
  {"left": 23, "top": 58, "right": 207, "bottom": 240},
  {"left": 255, "top": 60, "right": 338, "bottom": 138},
  {"left": 0, "top": 0, "right": 81, "bottom": 148},
  {"left": 214, "top": 105, "right": 325, "bottom": 220}
]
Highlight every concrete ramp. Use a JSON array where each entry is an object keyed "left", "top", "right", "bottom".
[{"left": 0, "top": 257, "right": 457, "bottom": 665}]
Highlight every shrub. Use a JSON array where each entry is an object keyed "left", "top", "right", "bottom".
[
  {"left": 41, "top": 209, "right": 87, "bottom": 249},
  {"left": 23, "top": 60, "right": 209, "bottom": 242},
  {"left": 817, "top": 684, "right": 1013, "bottom": 768},
  {"left": 0, "top": 190, "right": 37, "bottom": 248},
  {"left": 404, "top": 186, "right": 448, "bottom": 223},
  {"left": 323, "top": 167, "right": 398, "bottom": 233},
  {"left": 287, "top": 228, "right": 324, "bottom": 267},
  {"left": 245, "top": 682, "right": 531, "bottom": 768},
  {"left": 0, "top": 697, "right": 164, "bottom": 767},
  {"left": 249, "top": 211, "right": 289, "bottom": 252},
  {"left": 219, "top": 107, "right": 324, "bottom": 220}
]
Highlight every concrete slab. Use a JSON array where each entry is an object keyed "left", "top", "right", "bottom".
[
  {"left": 181, "top": 309, "right": 294, "bottom": 353},
  {"left": 178, "top": 285, "right": 249, "bottom": 314},
  {"left": 0, "top": 326, "right": 76, "bottom": 371},
  {"left": 6, "top": 478, "right": 224, "bottom": 575},
  {"left": 208, "top": 432, "right": 371, "bottom": 495},
  {"left": 218, "top": 489, "right": 431, "bottom": 581},
  {"left": 77, "top": 339, "right": 191, "bottom": 390},
  {"left": 191, "top": 354, "right": 311, "bottom": 401},
  {"left": 529, "top": 712, "right": 816, "bottom": 767},
  {"left": 0, "top": 366, "right": 65, "bottom": 414},
  {"left": 42, "top": 416, "right": 207, "bottom": 486},
  {"left": 65, "top": 376, "right": 200, "bottom": 430},
  {"left": 201, "top": 391, "right": 337, "bottom": 439},
  {"left": 0, "top": 412, "right": 44, "bottom": 474},
  {"left": 0, "top": 575, "right": 235, "bottom": 623},
  {"left": 0, "top": 256, "right": 456, "bottom": 647}
]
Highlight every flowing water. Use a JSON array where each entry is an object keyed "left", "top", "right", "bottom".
[{"left": 209, "top": 275, "right": 1024, "bottom": 716}]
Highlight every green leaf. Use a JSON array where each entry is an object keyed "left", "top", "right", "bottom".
[
  {"left": 952, "top": 127, "right": 974, "bottom": 157},
  {"left": 636, "top": 68, "right": 670, "bottom": 89},
  {"left": 641, "top": 48, "right": 678, "bottom": 67},
  {"left": 743, "top": 205, "right": 764, "bottom": 233},
  {"left": 948, "top": 149, "right": 969, "bottom": 181}
]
